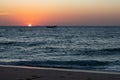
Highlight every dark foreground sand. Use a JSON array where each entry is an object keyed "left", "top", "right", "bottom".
[{"left": 0, "top": 65, "right": 120, "bottom": 80}]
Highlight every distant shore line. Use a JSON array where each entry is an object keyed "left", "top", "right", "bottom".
[{"left": 0, "top": 26, "right": 120, "bottom": 27}]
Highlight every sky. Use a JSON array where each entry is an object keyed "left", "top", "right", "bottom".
[{"left": 0, "top": 0, "right": 120, "bottom": 26}]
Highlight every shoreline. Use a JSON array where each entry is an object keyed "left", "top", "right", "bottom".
[{"left": 0, "top": 65, "right": 120, "bottom": 80}]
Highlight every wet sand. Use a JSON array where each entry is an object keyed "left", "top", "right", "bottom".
[{"left": 0, "top": 65, "right": 120, "bottom": 80}]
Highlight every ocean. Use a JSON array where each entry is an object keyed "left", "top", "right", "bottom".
[{"left": 0, "top": 26, "right": 120, "bottom": 72}]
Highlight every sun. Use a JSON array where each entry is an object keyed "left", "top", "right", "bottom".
[{"left": 28, "top": 24, "right": 32, "bottom": 27}]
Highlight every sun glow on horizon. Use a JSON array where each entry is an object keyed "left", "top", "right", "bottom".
[{"left": 28, "top": 24, "right": 32, "bottom": 27}]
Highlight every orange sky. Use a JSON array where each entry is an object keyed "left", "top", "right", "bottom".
[{"left": 0, "top": 0, "right": 120, "bottom": 26}]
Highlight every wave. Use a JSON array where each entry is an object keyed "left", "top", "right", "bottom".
[
  {"left": 100, "top": 48, "right": 120, "bottom": 52},
  {"left": 0, "top": 41, "right": 26, "bottom": 46},
  {"left": 70, "top": 48, "right": 120, "bottom": 56},
  {"left": 0, "top": 40, "right": 120, "bottom": 56},
  {"left": 0, "top": 60, "right": 114, "bottom": 67},
  {"left": 0, "top": 60, "right": 120, "bottom": 71},
  {"left": 0, "top": 41, "right": 47, "bottom": 46}
]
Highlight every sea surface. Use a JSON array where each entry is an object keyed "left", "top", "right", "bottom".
[{"left": 0, "top": 26, "right": 120, "bottom": 72}]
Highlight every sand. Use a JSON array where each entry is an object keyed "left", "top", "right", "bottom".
[{"left": 0, "top": 65, "right": 120, "bottom": 80}]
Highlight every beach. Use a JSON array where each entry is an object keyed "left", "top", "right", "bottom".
[{"left": 0, "top": 65, "right": 120, "bottom": 80}]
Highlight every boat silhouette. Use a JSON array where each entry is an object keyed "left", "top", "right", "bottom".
[{"left": 46, "top": 25, "right": 57, "bottom": 28}]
